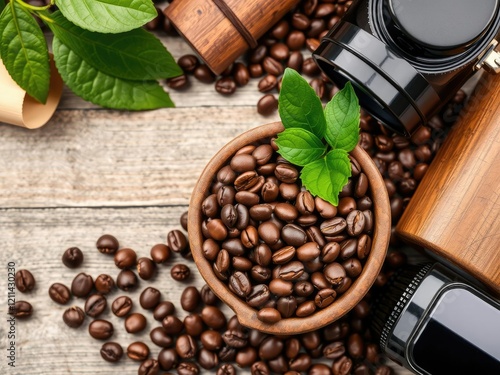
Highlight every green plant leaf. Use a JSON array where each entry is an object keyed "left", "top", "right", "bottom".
[
  {"left": 0, "top": 1, "right": 50, "bottom": 103},
  {"left": 275, "top": 128, "right": 326, "bottom": 166},
  {"left": 278, "top": 68, "right": 327, "bottom": 138},
  {"left": 47, "top": 11, "right": 181, "bottom": 81},
  {"left": 52, "top": 37, "right": 174, "bottom": 110},
  {"left": 55, "top": 0, "right": 156, "bottom": 33},
  {"left": 324, "top": 81, "right": 360, "bottom": 152},
  {"left": 0, "top": 0, "right": 5, "bottom": 13},
  {"left": 300, "top": 149, "right": 351, "bottom": 206}
]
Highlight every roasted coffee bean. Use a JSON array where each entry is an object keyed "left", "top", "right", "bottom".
[
  {"left": 231, "top": 153, "right": 257, "bottom": 173},
  {"left": 137, "top": 257, "right": 156, "bottom": 280},
  {"left": 302, "top": 57, "right": 320, "bottom": 76},
  {"left": 153, "top": 301, "right": 175, "bottom": 321},
  {"left": 96, "top": 234, "right": 119, "bottom": 254},
  {"left": 180, "top": 286, "right": 201, "bottom": 312},
  {"left": 167, "top": 74, "right": 189, "bottom": 90},
  {"left": 89, "top": 319, "right": 114, "bottom": 340},
  {"left": 232, "top": 256, "right": 253, "bottom": 271},
  {"left": 215, "top": 77, "right": 237, "bottom": 95},
  {"left": 202, "top": 239, "right": 220, "bottom": 261},
  {"left": 257, "top": 307, "right": 282, "bottom": 323},
  {"left": 235, "top": 346, "right": 257, "bottom": 368},
  {"left": 346, "top": 210, "right": 365, "bottom": 236},
  {"left": 257, "top": 94, "right": 278, "bottom": 116},
  {"left": 251, "top": 265, "right": 272, "bottom": 282},
  {"left": 125, "top": 312, "right": 147, "bottom": 334},
  {"left": 201, "top": 306, "right": 227, "bottom": 329},
  {"left": 262, "top": 56, "right": 284, "bottom": 76},
  {"left": 270, "top": 42, "right": 290, "bottom": 61},
  {"left": 139, "top": 287, "right": 161, "bottom": 310},
  {"left": 277, "top": 295, "right": 297, "bottom": 318},
  {"left": 269, "top": 278, "right": 293, "bottom": 297},
  {"left": 321, "top": 242, "right": 340, "bottom": 263},
  {"left": 158, "top": 348, "right": 178, "bottom": 370},
  {"left": 229, "top": 271, "right": 252, "bottom": 297},
  {"left": 176, "top": 334, "right": 198, "bottom": 359},
  {"left": 168, "top": 229, "right": 188, "bottom": 253},
  {"left": 150, "top": 326, "right": 173, "bottom": 348},
  {"left": 201, "top": 330, "right": 223, "bottom": 351},
  {"left": 258, "top": 74, "right": 278, "bottom": 92},
  {"left": 323, "top": 341, "right": 345, "bottom": 360},
  {"left": 294, "top": 280, "right": 314, "bottom": 297},
  {"left": 338, "top": 197, "right": 356, "bottom": 216},
  {"left": 268, "top": 355, "right": 289, "bottom": 373},
  {"left": 233, "top": 62, "right": 250, "bottom": 86},
  {"left": 296, "top": 242, "right": 321, "bottom": 262},
  {"left": 95, "top": 274, "right": 114, "bottom": 294},
  {"left": 178, "top": 54, "right": 199, "bottom": 73},
  {"left": 275, "top": 163, "right": 299, "bottom": 183},
  {"left": 71, "top": 272, "right": 94, "bottom": 298},
  {"left": 287, "top": 30, "right": 306, "bottom": 50},
  {"left": 289, "top": 353, "right": 312, "bottom": 372},
  {"left": 246, "top": 284, "right": 270, "bottom": 307},
  {"left": 207, "top": 219, "right": 229, "bottom": 241},
  {"left": 114, "top": 248, "right": 137, "bottom": 269},
  {"left": 116, "top": 269, "right": 138, "bottom": 291},
  {"left": 112, "top": 295, "right": 133, "bottom": 317},
  {"left": 177, "top": 362, "right": 200, "bottom": 375},
  {"left": 63, "top": 306, "right": 84, "bottom": 327},
  {"left": 194, "top": 64, "right": 216, "bottom": 83},
  {"left": 342, "top": 258, "right": 362, "bottom": 278},
  {"left": 223, "top": 329, "right": 249, "bottom": 348},
  {"left": 100, "top": 342, "right": 123, "bottom": 363},
  {"left": 332, "top": 355, "right": 353, "bottom": 375},
  {"left": 324, "top": 262, "right": 346, "bottom": 287},
  {"left": 184, "top": 314, "right": 204, "bottom": 336},
  {"left": 85, "top": 293, "right": 107, "bottom": 318},
  {"left": 249, "top": 63, "right": 264, "bottom": 78},
  {"left": 197, "top": 348, "right": 219, "bottom": 370},
  {"left": 320, "top": 217, "right": 346, "bottom": 236},
  {"left": 15, "top": 269, "right": 35, "bottom": 292},
  {"left": 138, "top": 358, "right": 159, "bottom": 375},
  {"left": 162, "top": 315, "right": 184, "bottom": 334},
  {"left": 49, "top": 283, "right": 71, "bottom": 304},
  {"left": 311, "top": 272, "right": 331, "bottom": 290},
  {"left": 127, "top": 341, "right": 149, "bottom": 361},
  {"left": 202, "top": 194, "right": 219, "bottom": 218},
  {"left": 272, "top": 246, "right": 296, "bottom": 264},
  {"left": 171, "top": 263, "right": 191, "bottom": 281},
  {"left": 339, "top": 238, "right": 358, "bottom": 260},
  {"left": 314, "top": 288, "right": 336, "bottom": 308},
  {"left": 281, "top": 223, "right": 308, "bottom": 246},
  {"left": 221, "top": 204, "right": 238, "bottom": 228},
  {"left": 62, "top": 247, "right": 84, "bottom": 268},
  {"left": 278, "top": 261, "right": 304, "bottom": 281}
]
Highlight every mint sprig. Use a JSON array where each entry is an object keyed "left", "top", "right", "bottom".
[
  {"left": 0, "top": 0, "right": 181, "bottom": 110},
  {"left": 275, "top": 68, "right": 361, "bottom": 206}
]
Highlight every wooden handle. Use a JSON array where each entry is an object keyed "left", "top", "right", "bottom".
[
  {"left": 165, "top": 0, "right": 299, "bottom": 74},
  {"left": 397, "top": 73, "right": 500, "bottom": 295}
]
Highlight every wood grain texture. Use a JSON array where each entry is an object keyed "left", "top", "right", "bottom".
[{"left": 397, "top": 74, "right": 500, "bottom": 295}]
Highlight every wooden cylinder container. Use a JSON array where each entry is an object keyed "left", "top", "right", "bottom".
[
  {"left": 164, "top": 0, "right": 299, "bottom": 75},
  {"left": 397, "top": 73, "right": 500, "bottom": 296}
]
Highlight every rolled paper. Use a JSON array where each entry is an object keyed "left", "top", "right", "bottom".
[{"left": 0, "top": 55, "right": 63, "bottom": 129}]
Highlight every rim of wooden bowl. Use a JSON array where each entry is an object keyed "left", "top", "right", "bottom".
[{"left": 188, "top": 122, "right": 391, "bottom": 334}]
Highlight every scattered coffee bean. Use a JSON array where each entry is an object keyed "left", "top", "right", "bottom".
[
  {"left": 153, "top": 301, "right": 176, "bottom": 321},
  {"left": 171, "top": 263, "right": 191, "bottom": 281},
  {"left": 150, "top": 243, "right": 171, "bottom": 264},
  {"left": 140, "top": 287, "right": 161, "bottom": 310},
  {"left": 127, "top": 341, "right": 150, "bottom": 361},
  {"left": 62, "top": 247, "right": 84, "bottom": 268},
  {"left": 116, "top": 269, "right": 138, "bottom": 291},
  {"left": 85, "top": 293, "right": 107, "bottom": 318},
  {"left": 114, "top": 248, "right": 137, "bottom": 269},
  {"left": 9, "top": 300, "right": 33, "bottom": 318},
  {"left": 89, "top": 319, "right": 114, "bottom": 340},
  {"left": 100, "top": 342, "right": 123, "bottom": 363},
  {"left": 94, "top": 274, "right": 114, "bottom": 294},
  {"left": 112, "top": 295, "right": 133, "bottom": 317},
  {"left": 125, "top": 312, "right": 147, "bottom": 334},
  {"left": 96, "top": 234, "right": 119, "bottom": 254},
  {"left": 49, "top": 283, "right": 71, "bottom": 304},
  {"left": 63, "top": 306, "right": 84, "bottom": 327},
  {"left": 180, "top": 286, "right": 201, "bottom": 312},
  {"left": 139, "top": 358, "right": 160, "bottom": 375},
  {"left": 137, "top": 257, "right": 156, "bottom": 280},
  {"left": 257, "top": 94, "right": 278, "bottom": 116},
  {"left": 15, "top": 269, "right": 35, "bottom": 292},
  {"left": 71, "top": 272, "right": 94, "bottom": 298}
]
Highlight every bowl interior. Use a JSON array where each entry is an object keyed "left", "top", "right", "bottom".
[{"left": 188, "top": 122, "right": 391, "bottom": 334}]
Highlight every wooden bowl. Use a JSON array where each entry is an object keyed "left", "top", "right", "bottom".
[{"left": 188, "top": 122, "right": 391, "bottom": 334}]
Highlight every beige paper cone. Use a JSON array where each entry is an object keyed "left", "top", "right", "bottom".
[{"left": 0, "top": 55, "right": 63, "bottom": 129}]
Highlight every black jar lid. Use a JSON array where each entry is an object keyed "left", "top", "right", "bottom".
[{"left": 387, "top": 0, "right": 499, "bottom": 55}]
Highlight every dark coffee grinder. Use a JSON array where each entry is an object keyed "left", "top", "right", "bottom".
[{"left": 313, "top": 0, "right": 500, "bottom": 374}]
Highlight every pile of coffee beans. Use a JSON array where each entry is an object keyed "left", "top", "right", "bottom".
[
  {"left": 199, "top": 138, "right": 374, "bottom": 322},
  {"left": 146, "top": 0, "right": 354, "bottom": 115}
]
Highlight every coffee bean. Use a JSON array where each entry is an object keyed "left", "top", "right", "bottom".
[
  {"left": 171, "top": 263, "right": 191, "bottom": 281},
  {"left": 49, "top": 283, "right": 71, "bottom": 304},
  {"left": 127, "top": 341, "right": 149, "bottom": 361},
  {"left": 89, "top": 319, "right": 114, "bottom": 340},
  {"left": 281, "top": 223, "right": 308, "bottom": 246},
  {"left": 162, "top": 315, "right": 184, "bottom": 335},
  {"left": 94, "top": 274, "right": 114, "bottom": 294},
  {"left": 233, "top": 62, "right": 250, "bottom": 86},
  {"left": 175, "top": 334, "right": 198, "bottom": 359},
  {"left": 178, "top": 54, "right": 199, "bottom": 73},
  {"left": 112, "top": 295, "right": 133, "bottom": 317},
  {"left": 150, "top": 326, "right": 173, "bottom": 348},
  {"left": 198, "top": 348, "right": 219, "bottom": 370},
  {"left": 114, "top": 248, "right": 137, "bottom": 269},
  {"left": 123, "top": 312, "right": 146, "bottom": 333},
  {"left": 201, "top": 306, "right": 226, "bottom": 329},
  {"left": 302, "top": 57, "right": 320, "bottom": 75},
  {"left": 62, "top": 306, "right": 84, "bottom": 327},
  {"left": 346, "top": 210, "right": 365, "bottom": 236},
  {"left": 200, "top": 330, "right": 223, "bottom": 351},
  {"left": 62, "top": 247, "right": 84, "bottom": 268},
  {"left": 257, "top": 94, "right": 278, "bottom": 116},
  {"left": 152, "top": 301, "right": 175, "bottom": 322},
  {"left": 71, "top": 272, "right": 94, "bottom": 298},
  {"left": 136, "top": 257, "right": 156, "bottom": 280},
  {"left": 194, "top": 64, "right": 215, "bottom": 83},
  {"left": 177, "top": 362, "right": 200, "bottom": 375},
  {"left": 158, "top": 348, "right": 178, "bottom": 370},
  {"left": 323, "top": 262, "right": 346, "bottom": 287},
  {"left": 180, "top": 286, "right": 201, "bottom": 312},
  {"left": 222, "top": 329, "right": 249, "bottom": 348},
  {"left": 287, "top": 30, "right": 306, "bottom": 50},
  {"left": 96, "top": 234, "right": 119, "bottom": 254},
  {"left": 262, "top": 56, "right": 284, "bottom": 76},
  {"left": 116, "top": 269, "right": 138, "bottom": 291},
  {"left": 314, "top": 288, "right": 336, "bottom": 308},
  {"left": 215, "top": 77, "right": 237, "bottom": 95},
  {"left": 168, "top": 229, "right": 188, "bottom": 254},
  {"left": 167, "top": 74, "right": 189, "bottom": 90},
  {"left": 15, "top": 269, "right": 35, "bottom": 292},
  {"left": 100, "top": 342, "right": 123, "bottom": 363},
  {"left": 332, "top": 355, "right": 353, "bottom": 375},
  {"left": 139, "top": 358, "right": 160, "bottom": 375},
  {"left": 85, "top": 293, "right": 107, "bottom": 318},
  {"left": 138, "top": 286, "right": 161, "bottom": 310}
]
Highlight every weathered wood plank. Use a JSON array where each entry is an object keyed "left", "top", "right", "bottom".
[
  {"left": 0, "top": 107, "right": 279, "bottom": 208},
  {"left": 0, "top": 206, "right": 411, "bottom": 375}
]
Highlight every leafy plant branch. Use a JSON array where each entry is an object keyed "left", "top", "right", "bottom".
[{"left": 0, "top": 0, "right": 182, "bottom": 110}]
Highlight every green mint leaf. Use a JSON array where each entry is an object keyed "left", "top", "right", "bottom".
[
  {"left": 53, "top": 37, "right": 174, "bottom": 110},
  {"left": 278, "top": 68, "right": 327, "bottom": 139},
  {"left": 300, "top": 149, "right": 351, "bottom": 206},
  {"left": 324, "top": 81, "right": 360, "bottom": 152},
  {"left": 0, "top": 1, "right": 50, "bottom": 103},
  {"left": 55, "top": 0, "right": 156, "bottom": 34},
  {"left": 275, "top": 128, "right": 326, "bottom": 166},
  {"left": 48, "top": 11, "right": 182, "bottom": 81},
  {"left": 0, "top": 0, "right": 5, "bottom": 13}
]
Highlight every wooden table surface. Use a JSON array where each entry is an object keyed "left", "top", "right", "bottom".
[{"left": 0, "top": 34, "right": 415, "bottom": 375}]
